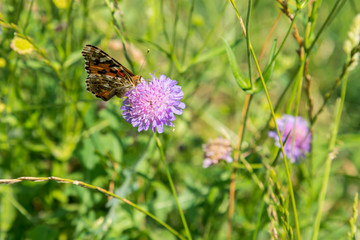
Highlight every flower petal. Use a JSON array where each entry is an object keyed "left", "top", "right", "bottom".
[{"left": 121, "top": 74, "right": 185, "bottom": 133}]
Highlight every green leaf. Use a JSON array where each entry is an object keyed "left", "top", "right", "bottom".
[
  {"left": 223, "top": 38, "right": 251, "bottom": 91},
  {"left": 26, "top": 225, "right": 57, "bottom": 240},
  {"left": 338, "top": 134, "right": 360, "bottom": 149},
  {"left": 190, "top": 38, "right": 242, "bottom": 65},
  {"left": 0, "top": 187, "right": 18, "bottom": 233},
  {"left": 64, "top": 49, "right": 84, "bottom": 69},
  {"left": 97, "top": 132, "right": 123, "bottom": 163},
  {"left": 79, "top": 137, "right": 97, "bottom": 169}
]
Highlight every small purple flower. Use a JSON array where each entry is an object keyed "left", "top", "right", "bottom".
[
  {"left": 203, "top": 137, "right": 233, "bottom": 168},
  {"left": 268, "top": 115, "right": 311, "bottom": 163},
  {"left": 121, "top": 74, "right": 185, "bottom": 133}
]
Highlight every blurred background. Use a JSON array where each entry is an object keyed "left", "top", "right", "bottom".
[{"left": 0, "top": 0, "right": 359, "bottom": 239}]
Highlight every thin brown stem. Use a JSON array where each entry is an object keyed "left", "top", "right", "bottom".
[
  {"left": 304, "top": 59, "right": 315, "bottom": 179},
  {"left": 259, "top": 12, "right": 282, "bottom": 61},
  {"left": 312, "top": 44, "right": 359, "bottom": 124},
  {"left": 227, "top": 94, "right": 252, "bottom": 240},
  {"left": 0, "top": 176, "right": 186, "bottom": 240},
  {"left": 229, "top": 0, "right": 247, "bottom": 37},
  {"left": 276, "top": 0, "right": 303, "bottom": 46},
  {"left": 304, "top": 59, "right": 314, "bottom": 121}
]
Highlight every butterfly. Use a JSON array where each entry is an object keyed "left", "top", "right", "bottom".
[{"left": 81, "top": 44, "right": 143, "bottom": 101}]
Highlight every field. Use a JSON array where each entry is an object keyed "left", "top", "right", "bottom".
[{"left": 0, "top": 0, "right": 360, "bottom": 239}]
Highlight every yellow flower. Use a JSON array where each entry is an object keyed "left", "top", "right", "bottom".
[
  {"left": 10, "top": 36, "right": 34, "bottom": 55},
  {"left": 0, "top": 58, "right": 6, "bottom": 68},
  {"left": 53, "top": 0, "right": 70, "bottom": 9},
  {"left": 192, "top": 15, "right": 204, "bottom": 27},
  {"left": 0, "top": 102, "right": 5, "bottom": 112}
]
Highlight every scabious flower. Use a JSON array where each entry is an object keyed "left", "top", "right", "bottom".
[
  {"left": 121, "top": 74, "right": 185, "bottom": 133},
  {"left": 202, "top": 137, "right": 233, "bottom": 168},
  {"left": 268, "top": 115, "right": 311, "bottom": 163}
]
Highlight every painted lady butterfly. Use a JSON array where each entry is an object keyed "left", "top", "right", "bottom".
[{"left": 82, "top": 45, "right": 143, "bottom": 101}]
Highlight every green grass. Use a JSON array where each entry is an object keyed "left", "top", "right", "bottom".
[{"left": 1, "top": 0, "right": 360, "bottom": 239}]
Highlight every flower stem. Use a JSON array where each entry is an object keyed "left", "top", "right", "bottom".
[
  {"left": 306, "top": 0, "right": 345, "bottom": 55},
  {"left": 251, "top": 45, "right": 301, "bottom": 239},
  {"left": 311, "top": 71, "right": 348, "bottom": 240},
  {"left": 227, "top": 94, "right": 253, "bottom": 240},
  {"left": 155, "top": 134, "right": 192, "bottom": 240},
  {"left": 245, "top": 0, "right": 253, "bottom": 87},
  {"left": 0, "top": 176, "right": 186, "bottom": 240},
  {"left": 229, "top": 1, "right": 301, "bottom": 238},
  {"left": 252, "top": 196, "right": 266, "bottom": 240}
]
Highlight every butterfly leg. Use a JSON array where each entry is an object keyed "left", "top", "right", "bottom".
[{"left": 134, "top": 86, "right": 140, "bottom": 98}]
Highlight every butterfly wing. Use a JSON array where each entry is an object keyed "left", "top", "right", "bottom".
[{"left": 82, "top": 45, "right": 136, "bottom": 101}]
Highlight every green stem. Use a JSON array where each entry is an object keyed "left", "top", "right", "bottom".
[
  {"left": 80, "top": 0, "right": 89, "bottom": 44},
  {"left": 228, "top": 1, "right": 300, "bottom": 237},
  {"left": 0, "top": 176, "right": 186, "bottom": 240},
  {"left": 181, "top": 0, "right": 196, "bottom": 64},
  {"left": 305, "top": 0, "right": 322, "bottom": 49},
  {"left": 252, "top": 196, "right": 265, "bottom": 240},
  {"left": 311, "top": 44, "right": 358, "bottom": 124},
  {"left": 264, "top": 10, "right": 299, "bottom": 74},
  {"left": 160, "top": 0, "right": 171, "bottom": 48},
  {"left": 250, "top": 46, "right": 301, "bottom": 239},
  {"left": 285, "top": 62, "right": 304, "bottom": 115},
  {"left": 170, "top": 0, "right": 180, "bottom": 56},
  {"left": 227, "top": 95, "right": 253, "bottom": 240},
  {"left": 257, "top": 72, "right": 296, "bottom": 142},
  {"left": 191, "top": 2, "right": 227, "bottom": 63},
  {"left": 155, "top": 134, "right": 192, "bottom": 240},
  {"left": 291, "top": 60, "right": 306, "bottom": 159},
  {"left": 245, "top": 0, "right": 253, "bottom": 86},
  {"left": 240, "top": 156, "right": 264, "bottom": 190},
  {"left": 105, "top": 0, "right": 135, "bottom": 72},
  {"left": 23, "top": 0, "right": 34, "bottom": 33},
  {"left": 63, "top": 0, "right": 74, "bottom": 57},
  {"left": 306, "top": 0, "right": 344, "bottom": 55},
  {"left": 311, "top": 71, "right": 348, "bottom": 240}
]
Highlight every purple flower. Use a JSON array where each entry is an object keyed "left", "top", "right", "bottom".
[
  {"left": 268, "top": 115, "right": 311, "bottom": 163},
  {"left": 121, "top": 74, "right": 185, "bottom": 133},
  {"left": 203, "top": 137, "right": 233, "bottom": 168}
]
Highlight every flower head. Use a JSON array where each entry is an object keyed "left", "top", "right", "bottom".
[
  {"left": 0, "top": 58, "right": 6, "bottom": 68},
  {"left": 268, "top": 115, "right": 311, "bottom": 163},
  {"left": 121, "top": 74, "right": 185, "bottom": 133},
  {"left": 53, "top": 0, "right": 70, "bottom": 9},
  {"left": 10, "top": 35, "right": 34, "bottom": 55},
  {"left": 203, "top": 137, "right": 233, "bottom": 168}
]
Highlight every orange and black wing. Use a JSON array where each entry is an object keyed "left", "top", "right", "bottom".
[{"left": 81, "top": 45, "right": 135, "bottom": 101}]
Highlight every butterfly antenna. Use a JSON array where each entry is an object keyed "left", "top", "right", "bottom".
[
  {"left": 131, "top": 49, "right": 150, "bottom": 99},
  {"left": 139, "top": 49, "right": 150, "bottom": 79}
]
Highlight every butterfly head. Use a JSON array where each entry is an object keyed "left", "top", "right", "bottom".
[{"left": 132, "top": 75, "right": 144, "bottom": 85}]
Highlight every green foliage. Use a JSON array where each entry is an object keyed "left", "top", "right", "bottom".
[{"left": 0, "top": 0, "right": 360, "bottom": 239}]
